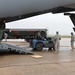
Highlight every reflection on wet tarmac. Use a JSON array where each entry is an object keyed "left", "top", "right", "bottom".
[
  {"left": 0, "top": 38, "right": 75, "bottom": 75},
  {"left": 0, "top": 38, "right": 75, "bottom": 64}
]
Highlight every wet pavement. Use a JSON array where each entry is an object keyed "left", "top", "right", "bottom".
[{"left": 0, "top": 38, "right": 75, "bottom": 75}]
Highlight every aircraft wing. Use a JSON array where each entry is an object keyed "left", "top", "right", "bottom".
[{"left": 0, "top": 0, "right": 75, "bottom": 23}]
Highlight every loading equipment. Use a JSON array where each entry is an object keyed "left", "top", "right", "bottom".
[
  {"left": 0, "top": 43, "right": 34, "bottom": 54},
  {"left": 0, "top": 29, "right": 34, "bottom": 55}
]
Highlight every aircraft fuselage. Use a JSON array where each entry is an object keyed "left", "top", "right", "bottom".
[{"left": 0, "top": 0, "right": 75, "bottom": 18}]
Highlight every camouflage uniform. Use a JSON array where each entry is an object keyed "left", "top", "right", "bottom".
[
  {"left": 36, "top": 31, "right": 44, "bottom": 40},
  {"left": 4, "top": 33, "right": 8, "bottom": 42},
  {"left": 0, "top": 29, "right": 4, "bottom": 42},
  {"left": 71, "top": 32, "right": 75, "bottom": 50},
  {"left": 53, "top": 32, "right": 61, "bottom": 53}
]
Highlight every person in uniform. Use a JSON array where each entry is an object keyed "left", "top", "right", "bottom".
[
  {"left": 4, "top": 33, "right": 8, "bottom": 42},
  {"left": 70, "top": 32, "right": 75, "bottom": 50},
  {"left": 53, "top": 31, "right": 61, "bottom": 53},
  {"left": 0, "top": 21, "right": 6, "bottom": 42},
  {"left": 36, "top": 31, "right": 44, "bottom": 40},
  {"left": 0, "top": 29, "right": 4, "bottom": 42}
]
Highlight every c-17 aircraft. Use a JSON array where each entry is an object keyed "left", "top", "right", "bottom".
[
  {"left": 0, "top": 0, "right": 75, "bottom": 29},
  {"left": 0, "top": 0, "right": 75, "bottom": 54}
]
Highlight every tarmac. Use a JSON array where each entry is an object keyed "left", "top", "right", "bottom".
[{"left": 0, "top": 38, "right": 75, "bottom": 75}]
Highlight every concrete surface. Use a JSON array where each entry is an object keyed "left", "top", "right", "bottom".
[{"left": 0, "top": 38, "right": 75, "bottom": 75}]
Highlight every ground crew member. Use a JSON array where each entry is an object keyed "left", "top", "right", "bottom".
[
  {"left": 70, "top": 32, "right": 75, "bottom": 50},
  {"left": 53, "top": 31, "right": 61, "bottom": 53},
  {"left": 4, "top": 33, "right": 8, "bottom": 42},
  {"left": 0, "top": 29, "right": 4, "bottom": 42},
  {"left": 36, "top": 31, "right": 44, "bottom": 40}
]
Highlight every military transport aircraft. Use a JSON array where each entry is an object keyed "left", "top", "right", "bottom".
[
  {"left": 0, "top": 0, "right": 75, "bottom": 29},
  {"left": 0, "top": 0, "right": 75, "bottom": 54}
]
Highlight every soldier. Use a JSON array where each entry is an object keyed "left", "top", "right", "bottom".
[
  {"left": 0, "top": 21, "right": 6, "bottom": 42},
  {"left": 4, "top": 33, "right": 8, "bottom": 42},
  {"left": 36, "top": 31, "right": 44, "bottom": 40},
  {"left": 53, "top": 31, "right": 61, "bottom": 53},
  {"left": 70, "top": 32, "right": 75, "bottom": 50},
  {"left": 0, "top": 29, "right": 4, "bottom": 42}
]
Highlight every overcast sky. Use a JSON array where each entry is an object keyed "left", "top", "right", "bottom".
[{"left": 6, "top": 13, "right": 74, "bottom": 36}]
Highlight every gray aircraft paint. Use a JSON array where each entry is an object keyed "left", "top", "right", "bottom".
[{"left": 0, "top": 0, "right": 75, "bottom": 18}]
